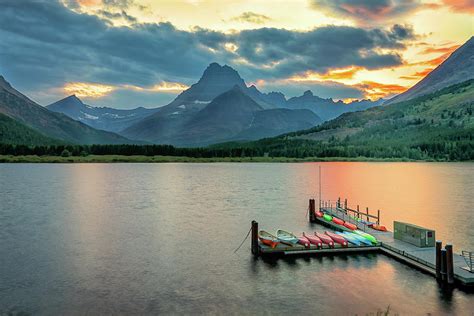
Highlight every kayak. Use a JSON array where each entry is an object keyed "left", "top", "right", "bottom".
[
  {"left": 323, "top": 214, "right": 333, "bottom": 222},
  {"left": 276, "top": 229, "right": 299, "bottom": 245},
  {"left": 303, "top": 232, "right": 322, "bottom": 248},
  {"left": 325, "top": 231, "right": 348, "bottom": 247},
  {"left": 345, "top": 232, "right": 373, "bottom": 246},
  {"left": 343, "top": 222, "right": 357, "bottom": 230},
  {"left": 370, "top": 224, "right": 388, "bottom": 232},
  {"left": 315, "top": 210, "right": 324, "bottom": 217},
  {"left": 338, "top": 232, "right": 361, "bottom": 246},
  {"left": 354, "top": 230, "right": 378, "bottom": 244},
  {"left": 259, "top": 230, "right": 280, "bottom": 248},
  {"left": 315, "top": 232, "right": 334, "bottom": 248},
  {"left": 332, "top": 217, "right": 344, "bottom": 225},
  {"left": 297, "top": 236, "right": 310, "bottom": 248}
]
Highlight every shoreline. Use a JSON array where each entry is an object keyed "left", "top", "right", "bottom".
[{"left": 0, "top": 155, "right": 467, "bottom": 163}]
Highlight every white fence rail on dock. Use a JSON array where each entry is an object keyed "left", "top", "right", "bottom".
[{"left": 462, "top": 251, "right": 474, "bottom": 273}]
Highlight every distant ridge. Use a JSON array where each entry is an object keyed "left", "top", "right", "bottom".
[
  {"left": 47, "top": 95, "right": 160, "bottom": 133},
  {"left": 0, "top": 75, "right": 137, "bottom": 144}
]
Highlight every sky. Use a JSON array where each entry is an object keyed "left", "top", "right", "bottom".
[{"left": 0, "top": 0, "right": 472, "bottom": 109}]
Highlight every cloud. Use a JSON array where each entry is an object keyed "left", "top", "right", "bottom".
[
  {"left": 230, "top": 12, "right": 272, "bottom": 24},
  {"left": 64, "top": 82, "right": 116, "bottom": 98},
  {"left": 441, "top": 0, "right": 474, "bottom": 14},
  {"left": 311, "top": 0, "right": 425, "bottom": 25},
  {"left": 420, "top": 44, "right": 460, "bottom": 54},
  {"left": 64, "top": 81, "right": 189, "bottom": 99},
  {"left": 399, "top": 68, "right": 433, "bottom": 80},
  {"left": 0, "top": 0, "right": 417, "bottom": 107},
  {"left": 354, "top": 81, "right": 408, "bottom": 99}
]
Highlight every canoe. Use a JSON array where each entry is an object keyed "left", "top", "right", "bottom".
[
  {"left": 303, "top": 232, "right": 322, "bottom": 248},
  {"left": 370, "top": 224, "right": 388, "bottom": 232},
  {"left": 343, "top": 222, "right": 357, "bottom": 230},
  {"left": 338, "top": 232, "right": 361, "bottom": 246},
  {"left": 345, "top": 232, "right": 373, "bottom": 246},
  {"left": 332, "top": 217, "right": 344, "bottom": 225},
  {"left": 276, "top": 229, "right": 299, "bottom": 245},
  {"left": 354, "top": 230, "right": 378, "bottom": 244},
  {"left": 315, "top": 210, "right": 324, "bottom": 218},
  {"left": 323, "top": 214, "right": 333, "bottom": 222},
  {"left": 259, "top": 230, "right": 279, "bottom": 248},
  {"left": 315, "top": 232, "right": 334, "bottom": 247},
  {"left": 297, "top": 236, "right": 310, "bottom": 248},
  {"left": 325, "top": 231, "right": 348, "bottom": 247}
]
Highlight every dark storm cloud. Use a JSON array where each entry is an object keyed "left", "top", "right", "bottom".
[
  {"left": 311, "top": 0, "right": 423, "bottom": 24},
  {"left": 0, "top": 0, "right": 416, "bottom": 106}
]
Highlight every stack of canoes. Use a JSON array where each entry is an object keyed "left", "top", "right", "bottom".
[{"left": 258, "top": 226, "right": 378, "bottom": 249}]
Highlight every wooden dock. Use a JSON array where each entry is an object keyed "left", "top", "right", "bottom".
[{"left": 251, "top": 198, "right": 474, "bottom": 287}]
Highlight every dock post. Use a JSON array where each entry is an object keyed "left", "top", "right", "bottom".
[
  {"left": 357, "top": 205, "right": 360, "bottom": 219},
  {"left": 441, "top": 249, "right": 447, "bottom": 283},
  {"left": 445, "top": 244, "right": 454, "bottom": 284},
  {"left": 344, "top": 199, "right": 347, "bottom": 209},
  {"left": 366, "top": 207, "right": 369, "bottom": 221},
  {"left": 251, "top": 220, "right": 259, "bottom": 256},
  {"left": 377, "top": 210, "right": 380, "bottom": 225},
  {"left": 309, "top": 199, "right": 316, "bottom": 222},
  {"left": 435, "top": 241, "right": 442, "bottom": 280}
]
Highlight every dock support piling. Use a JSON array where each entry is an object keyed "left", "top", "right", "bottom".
[
  {"left": 344, "top": 199, "right": 347, "bottom": 209},
  {"left": 446, "top": 244, "right": 454, "bottom": 284},
  {"left": 309, "top": 199, "right": 316, "bottom": 222},
  {"left": 441, "top": 249, "right": 447, "bottom": 283},
  {"left": 366, "top": 207, "right": 369, "bottom": 221},
  {"left": 251, "top": 220, "right": 259, "bottom": 256},
  {"left": 436, "top": 240, "right": 442, "bottom": 280},
  {"left": 377, "top": 210, "right": 380, "bottom": 225}
]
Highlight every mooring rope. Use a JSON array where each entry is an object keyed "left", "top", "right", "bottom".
[{"left": 233, "top": 226, "right": 252, "bottom": 253}]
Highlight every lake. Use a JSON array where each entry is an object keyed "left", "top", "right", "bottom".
[{"left": 1, "top": 162, "right": 473, "bottom": 315}]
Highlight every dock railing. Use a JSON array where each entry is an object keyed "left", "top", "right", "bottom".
[
  {"left": 461, "top": 251, "right": 474, "bottom": 273},
  {"left": 319, "top": 198, "right": 381, "bottom": 232}
]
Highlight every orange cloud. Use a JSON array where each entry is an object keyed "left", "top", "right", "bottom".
[
  {"left": 399, "top": 68, "right": 434, "bottom": 80},
  {"left": 441, "top": 0, "right": 474, "bottom": 13},
  {"left": 64, "top": 82, "right": 116, "bottom": 98},
  {"left": 355, "top": 81, "right": 408, "bottom": 100},
  {"left": 64, "top": 81, "right": 189, "bottom": 98},
  {"left": 421, "top": 44, "right": 461, "bottom": 54},
  {"left": 289, "top": 66, "right": 363, "bottom": 82}
]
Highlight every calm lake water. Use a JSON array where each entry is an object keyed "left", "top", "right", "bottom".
[{"left": 1, "top": 162, "right": 473, "bottom": 315}]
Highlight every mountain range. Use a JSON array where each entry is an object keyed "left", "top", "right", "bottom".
[
  {"left": 118, "top": 62, "right": 383, "bottom": 146},
  {"left": 0, "top": 36, "right": 472, "bottom": 148}
]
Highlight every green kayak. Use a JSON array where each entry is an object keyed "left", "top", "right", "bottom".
[
  {"left": 323, "top": 214, "right": 333, "bottom": 222},
  {"left": 354, "top": 230, "right": 377, "bottom": 244}
]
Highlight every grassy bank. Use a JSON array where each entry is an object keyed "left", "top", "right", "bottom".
[{"left": 0, "top": 154, "right": 433, "bottom": 163}]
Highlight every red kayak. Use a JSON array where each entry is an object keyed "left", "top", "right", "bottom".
[
  {"left": 332, "top": 217, "right": 344, "bottom": 225},
  {"left": 303, "top": 232, "right": 322, "bottom": 248},
  {"left": 315, "top": 232, "right": 334, "bottom": 248},
  {"left": 343, "top": 222, "right": 357, "bottom": 230},
  {"left": 315, "top": 210, "right": 324, "bottom": 217},
  {"left": 298, "top": 236, "right": 310, "bottom": 248},
  {"left": 325, "top": 231, "right": 348, "bottom": 247},
  {"left": 370, "top": 224, "right": 388, "bottom": 232}
]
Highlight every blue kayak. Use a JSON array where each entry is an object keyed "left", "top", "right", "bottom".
[
  {"left": 345, "top": 231, "right": 373, "bottom": 246},
  {"left": 337, "top": 232, "right": 361, "bottom": 246}
]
